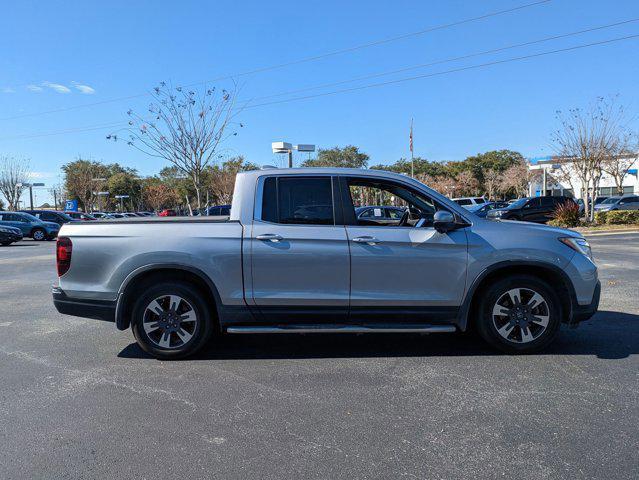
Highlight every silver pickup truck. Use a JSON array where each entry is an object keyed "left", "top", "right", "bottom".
[{"left": 53, "top": 168, "right": 600, "bottom": 359}]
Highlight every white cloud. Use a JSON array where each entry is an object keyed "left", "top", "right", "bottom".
[
  {"left": 29, "top": 171, "right": 54, "bottom": 179},
  {"left": 42, "top": 81, "right": 71, "bottom": 93},
  {"left": 71, "top": 81, "right": 95, "bottom": 94},
  {"left": 26, "top": 84, "right": 43, "bottom": 92},
  {"left": 2, "top": 87, "right": 15, "bottom": 93}
]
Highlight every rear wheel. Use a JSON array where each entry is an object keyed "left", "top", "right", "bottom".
[
  {"left": 1, "top": 241, "right": 11, "bottom": 246},
  {"left": 131, "top": 282, "right": 214, "bottom": 359},
  {"left": 476, "top": 275, "right": 561, "bottom": 353},
  {"left": 31, "top": 228, "right": 46, "bottom": 241}
]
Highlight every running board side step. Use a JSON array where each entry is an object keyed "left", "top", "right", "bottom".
[{"left": 225, "top": 325, "right": 457, "bottom": 334}]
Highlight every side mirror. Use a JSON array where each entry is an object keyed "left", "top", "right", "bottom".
[{"left": 433, "top": 211, "right": 456, "bottom": 233}]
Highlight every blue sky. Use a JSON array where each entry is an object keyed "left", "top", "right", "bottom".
[{"left": 1, "top": 0, "right": 639, "bottom": 205}]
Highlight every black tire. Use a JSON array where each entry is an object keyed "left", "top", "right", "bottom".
[
  {"left": 131, "top": 281, "right": 214, "bottom": 360},
  {"left": 476, "top": 274, "right": 561, "bottom": 354},
  {"left": 31, "top": 228, "right": 46, "bottom": 241},
  {"left": 1, "top": 242, "right": 11, "bottom": 246}
]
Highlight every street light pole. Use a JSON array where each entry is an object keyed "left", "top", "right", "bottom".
[{"left": 272, "top": 142, "right": 315, "bottom": 168}]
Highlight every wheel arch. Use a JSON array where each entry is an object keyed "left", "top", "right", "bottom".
[
  {"left": 458, "top": 261, "right": 576, "bottom": 331},
  {"left": 115, "top": 264, "right": 223, "bottom": 331}
]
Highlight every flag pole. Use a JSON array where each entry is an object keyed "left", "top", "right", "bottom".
[{"left": 409, "top": 118, "right": 414, "bottom": 178}]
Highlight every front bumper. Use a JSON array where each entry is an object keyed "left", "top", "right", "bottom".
[
  {"left": 52, "top": 287, "right": 115, "bottom": 322},
  {"left": 571, "top": 280, "right": 601, "bottom": 324},
  {"left": 1, "top": 234, "right": 23, "bottom": 242}
]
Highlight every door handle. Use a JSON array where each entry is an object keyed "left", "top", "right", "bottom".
[
  {"left": 352, "top": 236, "right": 381, "bottom": 245},
  {"left": 256, "top": 233, "right": 283, "bottom": 242}
]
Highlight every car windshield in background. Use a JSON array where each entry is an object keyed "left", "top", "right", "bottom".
[
  {"left": 600, "top": 196, "right": 621, "bottom": 204},
  {"left": 19, "top": 212, "right": 40, "bottom": 222},
  {"left": 507, "top": 198, "right": 528, "bottom": 209}
]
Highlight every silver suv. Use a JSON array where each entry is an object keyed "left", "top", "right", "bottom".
[{"left": 52, "top": 168, "right": 600, "bottom": 359}]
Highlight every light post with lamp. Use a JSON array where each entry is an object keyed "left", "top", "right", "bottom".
[
  {"left": 271, "top": 142, "right": 315, "bottom": 168},
  {"left": 16, "top": 182, "right": 45, "bottom": 210}
]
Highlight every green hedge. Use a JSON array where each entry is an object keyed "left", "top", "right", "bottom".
[{"left": 595, "top": 210, "right": 639, "bottom": 225}]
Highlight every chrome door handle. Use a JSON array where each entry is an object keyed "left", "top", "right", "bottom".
[
  {"left": 256, "top": 233, "right": 283, "bottom": 242},
  {"left": 352, "top": 236, "right": 381, "bottom": 245}
]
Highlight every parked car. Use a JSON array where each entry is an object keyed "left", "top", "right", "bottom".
[
  {"left": 594, "top": 195, "right": 639, "bottom": 212},
  {"left": 486, "top": 196, "right": 577, "bottom": 223},
  {"left": 90, "top": 212, "right": 116, "bottom": 219},
  {"left": 577, "top": 197, "right": 609, "bottom": 213},
  {"left": 206, "top": 205, "right": 231, "bottom": 216},
  {"left": 0, "top": 211, "right": 60, "bottom": 240},
  {"left": 20, "top": 209, "right": 76, "bottom": 226},
  {"left": 53, "top": 168, "right": 599, "bottom": 359},
  {"left": 158, "top": 209, "right": 177, "bottom": 217},
  {"left": 0, "top": 225, "right": 23, "bottom": 245},
  {"left": 452, "top": 196, "right": 487, "bottom": 207},
  {"left": 467, "top": 201, "right": 510, "bottom": 218},
  {"left": 355, "top": 206, "right": 406, "bottom": 225},
  {"left": 64, "top": 211, "right": 97, "bottom": 221}
]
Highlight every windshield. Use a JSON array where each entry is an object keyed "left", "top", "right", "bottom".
[
  {"left": 600, "top": 197, "right": 620, "bottom": 204},
  {"left": 507, "top": 198, "right": 529, "bottom": 209}
]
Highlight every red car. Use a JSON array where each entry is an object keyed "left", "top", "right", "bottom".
[
  {"left": 158, "top": 209, "right": 177, "bottom": 217},
  {"left": 64, "top": 211, "right": 97, "bottom": 221}
]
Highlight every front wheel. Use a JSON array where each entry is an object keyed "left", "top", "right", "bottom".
[
  {"left": 131, "top": 282, "right": 214, "bottom": 359},
  {"left": 476, "top": 275, "right": 561, "bottom": 353},
  {"left": 31, "top": 228, "right": 46, "bottom": 241}
]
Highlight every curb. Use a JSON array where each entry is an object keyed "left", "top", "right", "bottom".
[{"left": 580, "top": 229, "right": 639, "bottom": 237}]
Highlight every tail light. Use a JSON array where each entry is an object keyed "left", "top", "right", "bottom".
[{"left": 56, "top": 237, "right": 72, "bottom": 276}]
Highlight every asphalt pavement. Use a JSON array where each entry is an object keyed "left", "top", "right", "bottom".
[{"left": 0, "top": 234, "right": 638, "bottom": 479}]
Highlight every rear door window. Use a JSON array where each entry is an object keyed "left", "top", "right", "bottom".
[{"left": 261, "top": 176, "right": 334, "bottom": 225}]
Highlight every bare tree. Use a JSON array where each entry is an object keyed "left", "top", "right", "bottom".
[
  {"left": 483, "top": 168, "right": 501, "bottom": 200},
  {"left": 499, "top": 161, "right": 531, "bottom": 198},
  {"left": 551, "top": 161, "right": 577, "bottom": 197},
  {"left": 0, "top": 156, "right": 30, "bottom": 210},
  {"left": 48, "top": 183, "right": 66, "bottom": 210},
  {"left": 602, "top": 151, "right": 638, "bottom": 195},
  {"left": 142, "top": 183, "right": 178, "bottom": 211},
  {"left": 455, "top": 170, "right": 480, "bottom": 197},
  {"left": 111, "top": 83, "right": 242, "bottom": 210},
  {"left": 208, "top": 156, "right": 259, "bottom": 205},
  {"left": 552, "top": 97, "right": 633, "bottom": 221}
]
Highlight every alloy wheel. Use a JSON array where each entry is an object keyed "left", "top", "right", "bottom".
[
  {"left": 33, "top": 230, "right": 45, "bottom": 240},
  {"left": 142, "top": 294, "right": 198, "bottom": 349},
  {"left": 491, "top": 288, "right": 550, "bottom": 344}
]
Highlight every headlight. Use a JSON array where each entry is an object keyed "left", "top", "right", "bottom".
[
  {"left": 0, "top": 227, "right": 12, "bottom": 233},
  {"left": 559, "top": 237, "right": 592, "bottom": 260}
]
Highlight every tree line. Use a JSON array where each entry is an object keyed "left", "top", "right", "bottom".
[
  {"left": 302, "top": 146, "right": 531, "bottom": 199},
  {"left": 60, "top": 156, "right": 259, "bottom": 212}
]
